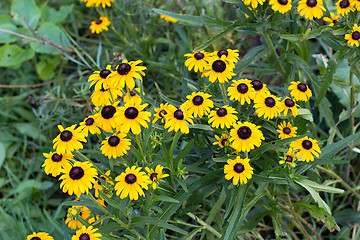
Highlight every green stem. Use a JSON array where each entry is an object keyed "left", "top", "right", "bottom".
[
  {"left": 306, "top": 101, "right": 318, "bottom": 139},
  {"left": 220, "top": 82, "right": 229, "bottom": 105},
  {"left": 261, "top": 30, "right": 286, "bottom": 76},
  {"left": 348, "top": 70, "right": 355, "bottom": 161},
  {"left": 135, "top": 134, "right": 146, "bottom": 164}
]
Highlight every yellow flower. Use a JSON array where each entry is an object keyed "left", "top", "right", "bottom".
[
  {"left": 90, "top": 16, "right": 111, "bottom": 34},
  {"left": 93, "top": 0, "right": 114, "bottom": 8},
  {"left": 94, "top": 102, "right": 120, "bottom": 132},
  {"left": 288, "top": 81, "right": 312, "bottom": 101},
  {"left": 280, "top": 97, "right": 300, "bottom": 117},
  {"left": 230, "top": 122, "right": 264, "bottom": 152},
  {"left": 269, "top": 0, "right": 292, "bottom": 14},
  {"left": 213, "top": 134, "right": 231, "bottom": 148},
  {"left": 336, "top": 0, "right": 354, "bottom": 16},
  {"left": 202, "top": 56, "right": 235, "bottom": 83},
  {"left": 297, "top": 0, "right": 326, "bottom": 20},
  {"left": 164, "top": 105, "right": 194, "bottom": 134},
  {"left": 323, "top": 12, "right": 339, "bottom": 26},
  {"left": 79, "top": 115, "right": 101, "bottom": 137},
  {"left": 53, "top": 125, "right": 87, "bottom": 154},
  {"left": 184, "top": 51, "right": 211, "bottom": 72},
  {"left": 227, "top": 78, "right": 256, "bottom": 105},
  {"left": 123, "top": 87, "right": 144, "bottom": 103},
  {"left": 100, "top": 133, "right": 131, "bottom": 159},
  {"left": 345, "top": 24, "right": 360, "bottom": 47},
  {"left": 279, "top": 148, "right": 296, "bottom": 167},
  {"left": 90, "top": 85, "right": 122, "bottom": 107},
  {"left": 210, "top": 49, "right": 239, "bottom": 69},
  {"left": 290, "top": 136, "right": 321, "bottom": 162},
  {"left": 109, "top": 60, "right": 147, "bottom": 90},
  {"left": 153, "top": 103, "right": 170, "bottom": 123},
  {"left": 93, "top": 170, "right": 114, "bottom": 198},
  {"left": 243, "top": 0, "right": 266, "bottom": 9},
  {"left": 72, "top": 226, "right": 102, "bottom": 240},
  {"left": 224, "top": 157, "right": 253, "bottom": 185},
  {"left": 351, "top": 0, "right": 360, "bottom": 10},
  {"left": 253, "top": 92, "right": 282, "bottom": 120},
  {"left": 276, "top": 121, "right": 298, "bottom": 139},
  {"left": 182, "top": 92, "right": 214, "bottom": 118},
  {"left": 80, "top": 0, "right": 95, "bottom": 8},
  {"left": 145, "top": 165, "right": 169, "bottom": 189},
  {"left": 88, "top": 65, "right": 113, "bottom": 90},
  {"left": 250, "top": 79, "right": 270, "bottom": 99},
  {"left": 159, "top": 14, "right": 178, "bottom": 23},
  {"left": 42, "top": 151, "right": 73, "bottom": 177},
  {"left": 26, "top": 232, "right": 54, "bottom": 240},
  {"left": 65, "top": 206, "right": 91, "bottom": 230},
  {"left": 208, "top": 105, "right": 238, "bottom": 129}
]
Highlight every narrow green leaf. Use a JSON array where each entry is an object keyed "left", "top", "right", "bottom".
[
  {"left": 0, "top": 142, "right": 5, "bottom": 170},
  {"left": 174, "top": 140, "right": 194, "bottom": 169},
  {"left": 234, "top": 45, "right": 268, "bottom": 74},
  {"left": 131, "top": 216, "right": 187, "bottom": 235},
  {"left": 98, "top": 191, "right": 126, "bottom": 212},
  {"left": 152, "top": 195, "right": 180, "bottom": 203},
  {"left": 319, "top": 131, "right": 360, "bottom": 159},
  {"left": 296, "top": 178, "right": 344, "bottom": 194}
]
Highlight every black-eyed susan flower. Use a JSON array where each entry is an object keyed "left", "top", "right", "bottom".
[
  {"left": 114, "top": 166, "right": 150, "bottom": 200},
  {"left": 79, "top": 116, "right": 101, "bottom": 137},
  {"left": 208, "top": 105, "right": 238, "bottom": 129},
  {"left": 297, "top": 0, "right": 326, "bottom": 20},
  {"left": 250, "top": 79, "right": 270, "bottom": 99},
  {"left": 202, "top": 56, "right": 235, "bottom": 83},
  {"left": 53, "top": 125, "right": 87, "bottom": 154},
  {"left": 243, "top": 0, "right": 266, "bottom": 9},
  {"left": 183, "top": 92, "right": 214, "bottom": 118},
  {"left": 277, "top": 121, "right": 298, "bottom": 139},
  {"left": 211, "top": 49, "right": 239, "bottom": 68},
  {"left": 224, "top": 157, "right": 253, "bottom": 185},
  {"left": 80, "top": 0, "right": 95, "bottom": 8},
  {"left": 90, "top": 85, "right": 122, "bottom": 107},
  {"left": 123, "top": 87, "right": 144, "bottom": 103},
  {"left": 345, "top": 24, "right": 360, "bottom": 47},
  {"left": 253, "top": 92, "right": 282, "bottom": 120},
  {"left": 42, "top": 151, "right": 73, "bottom": 177},
  {"left": 290, "top": 136, "right": 321, "bottom": 162},
  {"left": 184, "top": 51, "right": 211, "bottom": 72},
  {"left": 109, "top": 60, "right": 146, "bottom": 90},
  {"left": 59, "top": 161, "right": 97, "bottom": 197},
  {"left": 94, "top": 0, "right": 114, "bottom": 8},
  {"left": 227, "top": 78, "right": 256, "bottom": 105},
  {"left": 280, "top": 97, "right": 300, "bottom": 117},
  {"left": 94, "top": 102, "right": 120, "bottom": 132},
  {"left": 164, "top": 105, "right": 194, "bottom": 134},
  {"left": 288, "top": 81, "right": 312, "bottom": 101},
  {"left": 230, "top": 122, "right": 264, "bottom": 152},
  {"left": 213, "top": 134, "right": 231, "bottom": 148},
  {"left": 159, "top": 14, "right": 178, "bottom": 23},
  {"left": 336, "top": 0, "right": 354, "bottom": 16},
  {"left": 90, "top": 16, "right": 111, "bottom": 34},
  {"left": 323, "top": 12, "right": 339, "bottom": 26},
  {"left": 88, "top": 65, "right": 113, "bottom": 90},
  {"left": 72, "top": 225, "right": 102, "bottom": 240},
  {"left": 279, "top": 148, "right": 296, "bottom": 167},
  {"left": 145, "top": 165, "right": 169, "bottom": 189},
  {"left": 116, "top": 98, "right": 151, "bottom": 135},
  {"left": 26, "top": 232, "right": 54, "bottom": 240},
  {"left": 153, "top": 103, "right": 169, "bottom": 123},
  {"left": 100, "top": 133, "right": 131, "bottom": 159},
  {"left": 65, "top": 206, "right": 91, "bottom": 230},
  {"left": 352, "top": 0, "right": 360, "bottom": 10},
  {"left": 269, "top": 0, "right": 292, "bottom": 13}
]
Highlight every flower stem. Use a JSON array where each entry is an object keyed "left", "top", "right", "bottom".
[
  {"left": 220, "top": 82, "right": 229, "bottom": 105},
  {"left": 348, "top": 70, "right": 355, "bottom": 161},
  {"left": 306, "top": 101, "right": 318, "bottom": 139},
  {"left": 261, "top": 30, "right": 286, "bottom": 76}
]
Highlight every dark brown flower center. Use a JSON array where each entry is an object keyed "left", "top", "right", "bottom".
[
  {"left": 217, "top": 49, "right": 228, "bottom": 58},
  {"left": 221, "top": 139, "right": 228, "bottom": 146},
  {"left": 216, "top": 108, "right": 227, "bottom": 117},
  {"left": 125, "top": 107, "right": 139, "bottom": 119},
  {"left": 51, "top": 153, "right": 63, "bottom": 162},
  {"left": 285, "top": 156, "right": 293, "bottom": 162},
  {"left": 30, "top": 237, "right": 41, "bottom": 240},
  {"left": 194, "top": 52, "right": 204, "bottom": 60},
  {"left": 150, "top": 173, "right": 158, "bottom": 181},
  {"left": 339, "top": 0, "right": 350, "bottom": 8},
  {"left": 85, "top": 117, "right": 94, "bottom": 126},
  {"left": 130, "top": 91, "right": 136, "bottom": 96},
  {"left": 297, "top": 83, "right": 308, "bottom": 92},
  {"left": 99, "top": 69, "right": 111, "bottom": 79},
  {"left": 69, "top": 166, "right": 85, "bottom": 180},
  {"left": 285, "top": 98, "right": 295, "bottom": 107},
  {"left": 117, "top": 63, "right": 131, "bottom": 75},
  {"left": 251, "top": 80, "right": 263, "bottom": 91},
  {"left": 60, "top": 130, "right": 73, "bottom": 141},
  {"left": 302, "top": 140, "right": 313, "bottom": 150},
  {"left": 192, "top": 95, "right": 204, "bottom": 106},
  {"left": 265, "top": 97, "right": 276, "bottom": 107},
  {"left": 278, "top": 0, "right": 288, "bottom": 5},
  {"left": 212, "top": 60, "right": 226, "bottom": 73},
  {"left": 237, "top": 126, "right": 252, "bottom": 139},
  {"left": 101, "top": 105, "right": 116, "bottom": 119},
  {"left": 233, "top": 163, "right": 245, "bottom": 173},
  {"left": 125, "top": 174, "right": 137, "bottom": 184},
  {"left": 95, "top": 19, "right": 102, "bottom": 25},
  {"left": 306, "top": 0, "right": 317, "bottom": 7},
  {"left": 283, "top": 127, "right": 291, "bottom": 134},
  {"left": 352, "top": 31, "right": 360, "bottom": 40},
  {"left": 80, "top": 233, "right": 90, "bottom": 240},
  {"left": 108, "top": 136, "right": 120, "bottom": 146},
  {"left": 174, "top": 109, "right": 184, "bottom": 120},
  {"left": 159, "top": 110, "right": 167, "bottom": 117},
  {"left": 237, "top": 83, "right": 248, "bottom": 94}
]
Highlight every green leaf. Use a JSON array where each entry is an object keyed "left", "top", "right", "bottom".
[
  {"left": 98, "top": 191, "right": 126, "bottom": 212},
  {"left": 0, "top": 142, "right": 6, "bottom": 170},
  {"left": 234, "top": 45, "right": 268, "bottom": 74},
  {"left": 40, "top": 4, "right": 73, "bottom": 23},
  {"left": 131, "top": 216, "right": 187, "bottom": 235},
  {"left": 319, "top": 131, "right": 360, "bottom": 159},
  {"left": 174, "top": 139, "right": 194, "bottom": 170},
  {"left": 35, "top": 55, "right": 61, "bottom": 80},
  {"left": 0, "top": 15, "right": 19, "bottom": 43},
  {"left": 152, "top": 195, "right": 180, "bottom": 203},
  {"left": 10, "top": 0, "right": 41, "bottom": 30},
  {"left": 0, "top": 44, "right": 34, "bottom": 67},
  {"left": 298, "top": 108, "right": 313, "bottom": 122},
  {"left": 295, "top": 178, "right": 344, "bottom": 194}
]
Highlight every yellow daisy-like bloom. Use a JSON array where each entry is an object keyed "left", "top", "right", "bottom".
[
  {"left": 53, "top": 125, "right": 87, "bottom": 154},
  {"left": 288, "top": 81, "right": 312, "bottom": 101},
  {"left": 323, "top": 12, "right": 339, "bottom": 26},
  {"left": 90, "top": 16, "right": 111, "bottom": 34},
  {"left": 80, "top": 0, "right": 95, "bottom": 7},
  {"left": 243, "top": 0, "right": 266, "bottom": 9},
  {"left": 94, "top": 102, "right": 120, "bottom": 132},
  {"left": 93, "top": 0, "right": 114, "bottom": 8},
  {"left": 42, "top": 151, "right": 73, "bottom": 177},
  {"left": 115, "top": 98, "right": 151, "bottom": 135},
  {"left": 253, "top": 92, "right": 282, "bottom": 120},
  {"left": 351, "top": 0, "right": 360, "bottom": 10},
  {"left": 276, "top": 121, "right": 298, "bottom": 139},
  {"left": 109, "top": 60, "right": 146, "bottom": 90},
  {"left": 224, "top": 157, "right": 253, "bottom": 185},
  {"left": 250, "top": 79, "right": 270, "bottom": 99},
  {"left": 227, "top": 78, "right": 256, "bottom": 105},
  {"left": 88, "top": 65, "right": 112, "bottom": 90},
  {"left": 184, "top": 51, "right": 211, "bottom": 72},
  {"left": 65, "top": 206, "right": 91, "bottom": 230},
  {"left": 123, "top": 87, "right": 144, "bottom": 103},
  {"left": 345, "top": 24, "right": 360, "bottom": 47},
  {"left": 230, "top": 122, "right": 264, "bottom": 152},
  {"left": 114, "top": 166, "right": 150, "bottom": 200},
  {"left": 182, "top": 92, "right": 214, "bottom": 118},
  {"left": 202, "top": 56, "right": 236, "bottom": 83},
  {"left": 100, "top": 133, "right": 131, "bottom": 159},
  {"left": 208, "top": 105, "right": 238, "bottom": 129},
  {"left": 153, "top": 103, "right": 170, "bottom": 123},
  {"left": 26, "top": 232, "right": 54, "bottom": 240},
  {"left": 210, "top": 49, "right": 240, "bottom": 68},
  {"left": 336, "top": 0, "right": 354, "bottom": 16},
  {"left": 213, "top": 134, "right": 231, "bottom": 148},
  {"left": 279, "top": 148, "right": 296, "bottom": 167},
  {"left": 145, "top": 165, "right": 169, "bottom": 189},
  {"left": 90, "top": 85, "right": 122, "bottom": 107},
  {"left": 72, "top": 225, "right": 102, "bottom": 240},
  {"left": 290, "top": 136, "right": 321, "bottom": 162},
  {"left": 269, "top": 0, "right": 292, "bottom": 13},
  {"left": 159, "top": 14, "right": 178, "bottom": 23},
  {"left": 280, "top": 97, "right": 300, "bottom": 117},
  {"left": 93, "top": 170, "right": 114, "bottom": 198},
  {"left": 297, "top": 0, "right": 326, "bottom": 20},
  {"left": 79, "top": 115, "right": 101, "bottom": 137},
  {"left": 59, "top": 161, "right": 97, "bottom": 197},
  {"left": 164, "top": 105, "right": 194, "bottom": 134}
]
